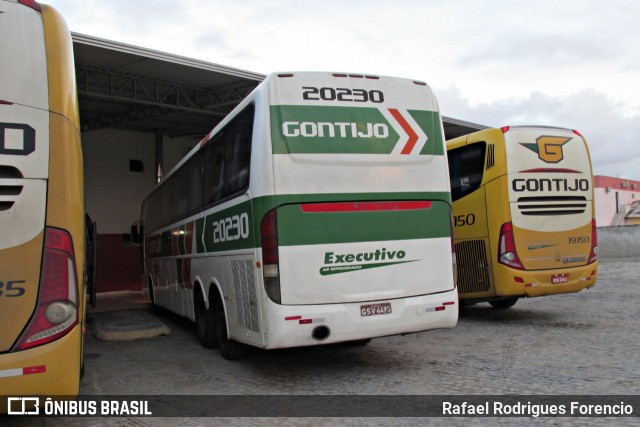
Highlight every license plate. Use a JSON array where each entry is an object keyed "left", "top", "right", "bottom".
[
  {"left": 552, "top": 274, "right": 569, "bottom": 284},
  {"left": 360, "top": 302, "right": 392, "bottom": 317}
]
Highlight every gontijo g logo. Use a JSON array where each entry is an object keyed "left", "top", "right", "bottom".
[{"left": 520, "top": 135, "right": 572, "bottom": 164}]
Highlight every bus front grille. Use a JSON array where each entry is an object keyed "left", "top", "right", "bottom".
[
  {"left": 455, "top": 239, "right": 491, "bottom": 295},
  {"left": 516, "top": 196, "right": 587, "bottom": 216}
]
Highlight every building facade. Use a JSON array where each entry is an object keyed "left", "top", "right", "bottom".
[{"left": 594, "top": 175, "right": 640, "bottom": 227}]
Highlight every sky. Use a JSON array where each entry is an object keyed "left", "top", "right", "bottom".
[{"left": 44, "top": 0, "right": 640, "bottom": 180}]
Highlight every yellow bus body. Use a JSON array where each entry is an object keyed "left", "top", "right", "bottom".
[
  {"left": 447, "top": 126, "right": 597, "bottom": 307},
  {"left": 0, "top": 1, "right": 85, "bottom": 405}
]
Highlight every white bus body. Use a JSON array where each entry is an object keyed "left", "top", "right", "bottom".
[{"left": 141, "top": 72, "right": 458, "bottom": 358}]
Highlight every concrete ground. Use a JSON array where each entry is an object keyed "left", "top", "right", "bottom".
[{"left": 6, "top": 256, "right": 639, "bottom": 426}]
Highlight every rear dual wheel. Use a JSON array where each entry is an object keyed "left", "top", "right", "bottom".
[
  {"left": 195, "top": 292, "right": 217, "bottom": 348},
  {"left": 212, "top": 296, "right": 248, "bottom": 360}
]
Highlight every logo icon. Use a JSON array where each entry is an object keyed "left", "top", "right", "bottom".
[
  {"left": 7, "top": 397, "right": 40, "bottom": 415},
  {"left": 521, "top": 136, "right": 571, "bottom": 163}
]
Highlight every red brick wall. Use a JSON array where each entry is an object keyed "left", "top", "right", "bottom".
[{"left": 95, "top": 234, "right": 143, "bottom": 292}]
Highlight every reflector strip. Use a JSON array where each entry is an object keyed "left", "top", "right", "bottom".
[
  {"left": 424, "top": 305, "right": 447, "bottom": 312},
  {"left": 285, "top": 316, "right": 302, "bottom": 321},
  {"left": 23, "top": 365, "right": 46, "bottom": 375},
  {"left": 297, "top": 318, "right": 325, "bottom": 325},
  {"left": 443, "top": 301, "right": 455, "bottom": 306},
  {"left": 301, "top": 201, "right": 431, "bottom": 213},
  {"left": 0, "top": 365, "right": 46, "bottom": 378}
]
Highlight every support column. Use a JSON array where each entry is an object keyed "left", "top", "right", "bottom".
[{"left": 155, "top": 130, "right": 164, "bottom": 183}]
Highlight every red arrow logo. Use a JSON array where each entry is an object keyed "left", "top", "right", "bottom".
[{"left": 389, "top": 108, "right": 419, "bottom": 154}]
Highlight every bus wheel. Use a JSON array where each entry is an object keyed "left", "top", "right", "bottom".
[
  {"left": 212, "top": 295, "right": 248, "bottom": 360},
  {"left": 489, "top": 298, "right": 518, "bottom": 309},
  {"left": 195, "top": 291, "right": 217, "bottom": 348}
]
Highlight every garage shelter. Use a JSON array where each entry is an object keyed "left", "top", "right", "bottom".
[{"left": 72, "top": 33, "right": 486, "bottom": 292}]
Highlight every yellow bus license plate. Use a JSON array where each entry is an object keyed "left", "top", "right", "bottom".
[{"left": 552, "top": 274, "right": 569, "bottom": 284}]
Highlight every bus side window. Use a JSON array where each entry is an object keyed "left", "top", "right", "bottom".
[
  {"left": 448, "top": 142, "right": 486, "bottom": 201},
  {"left": 204, "top": 135, "right": 225, "bottom": 206},
  {"left": 223, "top": 105, "right": 254, "bottom": 196}
]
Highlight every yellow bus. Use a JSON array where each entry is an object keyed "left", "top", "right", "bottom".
[
  {"left": 0, "top": 0, "right": 91, "bottom": 404},
  {"left": 447, "top": 126, "right": 598, "bottom": 308}
]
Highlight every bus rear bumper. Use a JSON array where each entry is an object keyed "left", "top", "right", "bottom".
[
  {"left": 0, "top": 326, "right": 82, "bottom": 409},
  {"left": 262, "top": 289, "right": 458, "bottom": 349},
  {"left": 494, "top": 262, "right": 598, "bottom": 298}
]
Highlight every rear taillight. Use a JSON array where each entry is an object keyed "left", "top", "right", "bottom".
[
  {"left": 16, "top": 228, "right": 79, "bottom": 351},
  {"left": 261, "top": 210, "right": 281, "bottom": 304},
  {"left": 589, "top": 219, "right": 598, "bottom": 264},
  {"left": 498, "top": 222, "right": 524, "bottom": 270},
  {"left": 18, "top": 0, "right": 42, "bottom": 12}
]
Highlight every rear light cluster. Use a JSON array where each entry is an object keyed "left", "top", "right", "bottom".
[
  {"left": 18, "top": 0, "right": 41, "bottom": 11},
  {"left": 16, "top": 228, "right": 79, "bottom": 350},
  {"left": 261, "top": 210, "right": 281, "bottom": 304},
  {"left": 589, "top": 219, "right": 598, "bottom": 264},
  {"left": 498, "top": 222, "right": 524, "bottom": 270}
]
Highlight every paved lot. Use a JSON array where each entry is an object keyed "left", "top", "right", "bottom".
[{"left": 8, "top": 257, "right": 639, "bottom": 426}]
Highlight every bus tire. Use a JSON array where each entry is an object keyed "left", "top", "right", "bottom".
[
  {"left": 489, "top": 297, "right": 518, "bottom": 309},
  {"left": 195, "top": 291, "right": 217, "bottom": 349},
  {"left": 212, "top": 295, "right": 248, "bottom": 360}
]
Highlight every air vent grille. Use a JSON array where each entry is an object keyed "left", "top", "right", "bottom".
[
  {"left": 485, "top": 144, "right": 495, "bottom": 170},
  {"left": 455, "top": 239, "right": 491, "bottom": 295},
  {"left": 517, "top": 196, "right": 587, "bottom": 216},
  {"left": 0, "top": 165, "right": 24, "bottom": 211}
]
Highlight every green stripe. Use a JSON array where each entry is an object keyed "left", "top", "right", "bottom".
[
  {"left": 277, "top": 200, "right": 451, "bottom": 246},
  {"left": 272, "top": 191, "right": 452, "bottom": 206},
  {"left": 409, "top": 110, "right": 445, "bottom": 156},
  {"left": 270, "top": 105, "right": 445, "bottom": 155},
  {"left": 199, "top": 201, "right": 256, "bottom": 253},
  {"left": 152, "top": 192, "right": 452, "bottom": 256}
]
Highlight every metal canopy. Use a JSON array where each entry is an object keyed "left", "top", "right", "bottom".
[
  {"left": 72, "top": 33, "right": 264, "bottom": 137},
  {"left": 71, "top": 33, "right": 485, "bottom": 139}
]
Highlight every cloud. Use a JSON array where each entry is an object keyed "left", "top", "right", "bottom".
[
  {"left": 458, "top": 34, "right": 617, "bottom": 67},
  {"left": 40, "top": 0, "right": 640, "bottom": 181},
  {"left": 436, "top": 85, "right": 640, "bottom": 180}
]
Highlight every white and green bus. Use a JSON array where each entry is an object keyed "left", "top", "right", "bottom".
[{"left": 138, "top": 72, "right": 458, "bottom": 359}]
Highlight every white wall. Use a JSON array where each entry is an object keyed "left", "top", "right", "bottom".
[{"left": 82, "top": 129, "right": 197, "bottom": 233}]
